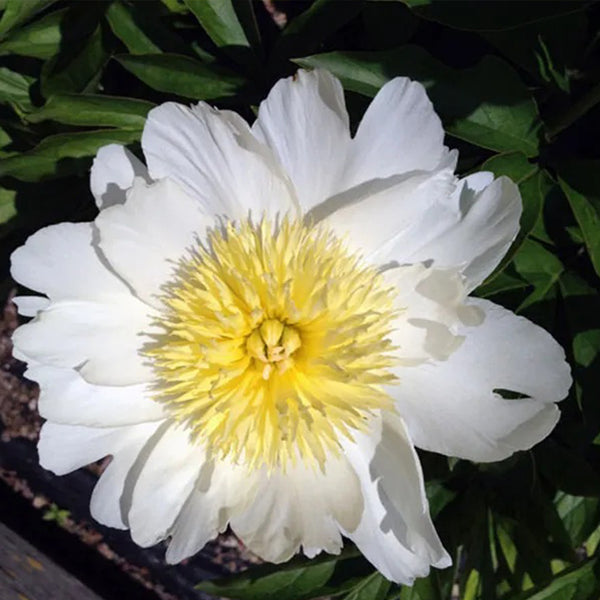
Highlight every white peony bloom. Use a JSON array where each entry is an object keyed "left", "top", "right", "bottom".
[{"left": 10, "top": 70, "right": 571, "bottom": 584}]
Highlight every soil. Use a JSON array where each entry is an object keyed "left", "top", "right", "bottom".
[
  {"left": 0, "top": 291, "right": 261, "bottom": 600},
  {"left": 0, "top": 291, "right": 41, "bottom": 443}
]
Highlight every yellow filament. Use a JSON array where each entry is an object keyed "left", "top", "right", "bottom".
[{"left": 145, "top": 218, "right": 398, "bottom": 471}]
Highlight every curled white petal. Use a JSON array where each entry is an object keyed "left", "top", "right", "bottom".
[
  {"left": 11, "top": 222, "right": 130, "bottom": 302},
  {"left": 342, "top": 414, "right": 450, "bottom": 584},
  {"left": 96, "top": 177, "right": 212, "bottom": 307},
  {"left": 91, "top": 421, "right": 164, "bottom": 529},
  {"left": 90, "top": 144, "right": 149, "bottom": 210},
  {"left": 142, "top": 102, "right": 298, "bottom": 220},
  {"left": 13, "top": 296, "right": 155, "bottom": 386},
  {"left": 391, "top": 298, "right": 571, "bottom": 462},
  {"left": 229, "top": 452, "right": 362, "bottom": 563},
  {"left": 12, "top": 295, "right": 49, "bottom": 317},
  {"left": 29, "top": 364, "right": 166, "bottom": 426},
  {"left": 253, "top": 69, "right": 351, "bottom": 211},
  {"left": 128, "top": 423, "right": 206, "bottom": 547},
  {"left": 344, "top": 77, "right": 453, "bottom": 188}
]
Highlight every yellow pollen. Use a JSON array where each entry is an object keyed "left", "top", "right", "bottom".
[{"left": 144, "top": 218, "right": 398, "bottom": 472}]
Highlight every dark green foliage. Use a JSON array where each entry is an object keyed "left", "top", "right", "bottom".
[{"left": 1, "top": 1, "right": 599, "bottom": 599}]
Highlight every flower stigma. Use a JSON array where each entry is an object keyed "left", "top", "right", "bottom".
[{"left": 145, "top": 218, "right": 399, "bottom": 472}]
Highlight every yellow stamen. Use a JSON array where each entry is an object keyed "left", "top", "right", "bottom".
[
  {"left": 246, "top": 319, "right": 301, "bottom": 378},
  {"left": 144, "top": 218, "right": 398, "bottom": 472}
]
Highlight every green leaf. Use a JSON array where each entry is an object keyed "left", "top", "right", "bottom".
[
  {"left": 495, "top": 518, "right": 519, "bottom": 577},
  {"left": 199, "top": 563, "right": 336, "bottom": 600},
  {"left": 0, "top": 129, "right": 141, "bottom": 182},
  {"left": 398, "top": 573, "right": 443, "bottom": 600},
  {"left": 565, "top": 225, "right": 585, "bottom": 245},
  {"left": 184, "top": 0, "right": 256, "bottom": 50},
  {"left": 584, "top": 524, "right": 600, "bottom": 556},
  {"left": 555, "top": 492, "right": 600, "bottom": 548},
  {"left": 0, "top": 6, "right": 65, "bottom": 59},
  {"left": 531, "top": 488, "right": 580, "bottom": 564},
  {"left": 476, "top": 270, "right": 529, "bottom": 299},
  {"left": 184, "top": 0, "right": 261, "bottom": 69},
  {"left": 513, "top": 238, "right": 564, "bottom": 312},
  {"left": 462, "top": 569, "right": 481, "bottom": 600},
  {"left": 41, "top": 23, "right": 108, "bottom": 97},
  {"left": 558, "top": 161, "right": 600, "bottom": 278},
  {"left": 116, "top": 53, "right": 246, "bottom": 100},
  {"left": 559, "top": 271, "right": 600, "bottom": 425},
  {"left": 493, "top": 500, "right": 567, "bottom": 591},
  {"left": 480, "top": 151, "right": 537, "bottom": 182},
  {"left": 106, "top": 1, "right": 190, "bottom": 57},
  {"left": 197, "top": 558, "right": 336, "bottom": 600},
  {"left": 0, "top": 185, "right": 16, "bottom": 224},
  {"left": 160, "top": 0, "right": 188, "bottom": 14},
  {"left": 401, "top": 0, "right": 587, "bottom": 32},
  {"left": 0, "top": 0, "right": 55, "bottom": 36},
  {"left": 574, "top": 329, "right": 600, "bottom": 370},
  {"left": 105, "top": 1, "right": 161, "bottom": 55},
  {"left": 503, "top": 557, "right": 600, "bottom": 600},
  {"left": 295, "top": 48, "right": 540, "bottom": 156},
  {"left": 0, "top": 125, "right": 10, "bottom": 149},
  {"left": 196, "top": 549, "right": 371, "bottom": 600},
  {"left": 479, "top": 152, "right": 545, "bottom": 280},
  {"left": 343, "top": 572, "right": 390, "bottom": 600},
  {"left": 0, "top": 66, "right": 34, "bottom": 110},
  {"left": 27, "top": 94, "right": 154, "bottom": 129},
  {"left": 426, "top": 480, "right": 457, "bottom": 519},
  {"left": 450, "top": 494, "right": 496, "bottom": 600}
]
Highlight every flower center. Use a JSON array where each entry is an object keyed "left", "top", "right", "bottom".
[
  {"left": 246, "top": 319, "right": 301, "bottom": 380},
  {"left": 145, "top": 218, "right": 398, "bottom": 471}
]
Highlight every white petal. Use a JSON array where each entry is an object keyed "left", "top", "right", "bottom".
[
  {"left": 167, "top": 456, "right": 257, "bottom": 564},
  {"left": 28, "top": 364, "right": 166, "bottom": 426},
  {"left": 38, "top": 420, "right": 164, "bottom": 476},
  {"left": 393, "top": 299, "right": 571, "bottom": 462},
  {"left": 10, "top": 222, "right": 130, "bottom": 301},
  {"left": 12, "top": 295, "right": 49, "bottom": 317},
  {"left": 319, "top": 169, "right": 456, "bottom": 260},
  {"left": 142, "top": 102, "right": 297, "bottom": 220},
  {"left": 253, "top": 69, "right": 351, "bottom": 211},
  {"left": 12, "top": 297, "right": 155, "bottom": 386},
  {"left": 397, "top": 175, "right": 521, "bottom": 292},
  {"left": 128, "top": 423, "right": 203, "bottom": 547},
  {"left": 342, "top": 415, "right": 450, "bottom": 585},
  {"left": 96, "top": 177, "right": 212, "bottom": 306},
  {"left": 90, "top": 144, "right": 149, "bottom": 210},
  {"left": 90, "top": 421, "right": 164, "bottom": 529},
  {"left": 344, "top": 77, "right": 452, "bottom": 189},
  {"left": 458, "top": 170, "right": 494, "bottom": 194},
  {"left": 384, "top": 264, "right": 471, "bottom": 364},
  {"left": 230, "top": 454, "right": 363, "bottom": 563}
]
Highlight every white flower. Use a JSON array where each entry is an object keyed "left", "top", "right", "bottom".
[{"left": 10, "top": 70, "right": 571, "bottom": 584}]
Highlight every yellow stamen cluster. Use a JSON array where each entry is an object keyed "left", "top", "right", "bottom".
[
  {"left": 246, "top": 319, "right": 301, "bottom": 380},
  {"left": 145, "top": 218, "right": 398, "bottom": 471}
]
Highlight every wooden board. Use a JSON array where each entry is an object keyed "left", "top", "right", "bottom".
[{"left": 0, "top": 520, "right": 103, "bottom": 600}]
